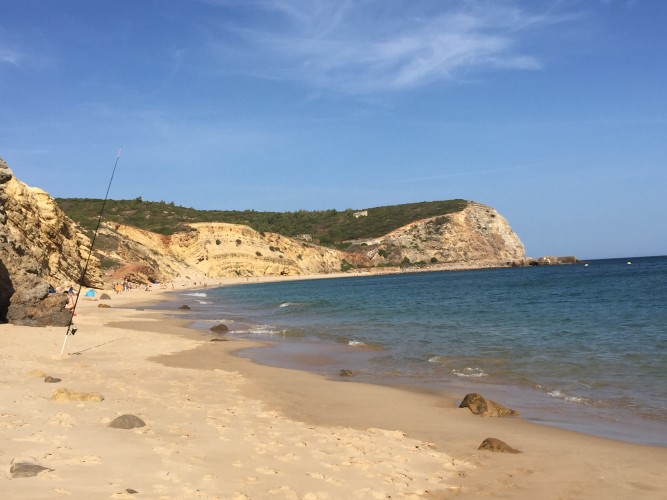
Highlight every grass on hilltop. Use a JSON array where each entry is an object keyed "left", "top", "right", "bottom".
[{"left": 56, "top": 197, "right": 468, "bottom": 247}]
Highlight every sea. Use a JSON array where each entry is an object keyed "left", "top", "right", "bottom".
[{"left": 179, "top": 256, "right": 667, "bottom": 447}]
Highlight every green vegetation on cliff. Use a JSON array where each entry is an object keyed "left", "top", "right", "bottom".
[{"left": 56, "top": 198, "right": 468, "bottom": 247}]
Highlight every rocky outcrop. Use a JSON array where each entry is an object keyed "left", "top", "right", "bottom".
[
  {"left": 478, "top": 437, "right": 521, "bottom": 454},
  {"left": 345, "top": 202, "right": 526, "bottom": 268},
  {"left": 0, "top": 158, "right": 104, "bottom": 325},
  {"left": 459, "top": 393, "right": 519, "bottom": 417}
]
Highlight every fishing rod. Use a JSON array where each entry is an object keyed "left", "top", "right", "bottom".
[{"left": 60, "top": 147, "right": 122, "bottom": 356}]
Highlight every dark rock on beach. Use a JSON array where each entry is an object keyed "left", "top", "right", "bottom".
[
  {"left": 459, "top": 393, "right": 519, "bottom": 417},
  {"left": 210, "top": 337, "right": 228, "bottom": 342},
  {"left": 10, "top": 461, "right": 53, "bottom": 478},
  {"left": 98, "top": 303, "right": 111, "bottom": 308},
  {"left": 44, "top": 376, "right": 61, "bottom": 383},
  {"left": 99, "top": 293, "right": 111, "bottom": 300},
  {"left": 109, "top": 414, "right": 146, "bottom": 429},
  {"left": 179, "top": 304, "right": 191, "bottom": 310},
  {"left": 478, "top": 437, "right": 521, "bottom": 454},
  {"left": 210, "top": 323, "right": 229, "bottom": 333},
  {"left": 339, "top": 369, "right": 357, "bottom": 377}
]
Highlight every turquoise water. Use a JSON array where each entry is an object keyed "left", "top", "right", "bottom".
[{"left": 182, "top": 256, "right": 667, "bottom": 446}]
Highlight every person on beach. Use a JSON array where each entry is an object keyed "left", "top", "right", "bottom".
[{"left": 65, "top": 288, "right": 76, "bottom": 313}]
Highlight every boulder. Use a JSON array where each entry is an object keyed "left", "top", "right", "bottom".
[
  {"left": 179, "top": 304, "right": 191, "bottom": 310},
  {"left": 99, "top": 293, "right": 112, "bottom": 300},
  {"left": 339, "top": 369, "right": 357, "bottom": 377},
  {"left": 7, "top": 290, "right": 72, "bottom": 327},
  {"left": 478, "top": 437, "right": 521, "bottom": 454},
  {"left": 210, "top": 323, "right": 229, "bottom": 333},
  {"left": 44, "top": 376, "right": 62, "bottom": 383},
  {"left": 98, "top": 303, "right": 111, "bottom": 308},
  {"left": 10, "top": 461, "right": 53, "bottom": 478},
  {"left": 109, "top": 414, "right": 146, "bottom": 429},
  {"left": 459, "top": 393, "right": 519, "bottom": 417}
]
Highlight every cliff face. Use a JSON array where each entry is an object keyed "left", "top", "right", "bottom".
[
  {"left": 0, "top": 159, "right": 103, "bottom": 325},
  {"left": 345, "top": 202, "right": 526, "bottom": 267},
  {"left": 96, "top": 202, "right": 527, "bottom": 283},
  {"left": 100, "top": 222, "right": 346, "bottom": 281}
]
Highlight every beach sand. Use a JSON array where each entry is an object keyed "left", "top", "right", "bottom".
[{"left": 1, "top": 283, "right": 665, "bottom": 499}]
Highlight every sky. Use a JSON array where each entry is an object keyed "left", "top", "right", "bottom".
[{"left": 1, "top": 0, "right": 665, "bottom": 259}]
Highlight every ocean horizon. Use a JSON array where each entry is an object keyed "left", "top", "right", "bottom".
[{"left": 176, "top": 256, "right": 667, "bottom": 447}]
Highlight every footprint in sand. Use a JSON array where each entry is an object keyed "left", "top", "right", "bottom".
[
  {"left": 306, "top": 472, "right": 342, "bottom": 486},
  {"left": 0, "top": 414, "right": 28, "bottom": 430},
  {"left": 48, "top": 412, "right": 75, "bottom": 428},
  {"left": 267, "top": 485, "right": 300, "bottom": 499},
  {"left": 64, "top": 455, "right": 102, "bottom": 466},
  {"left": 156, "top": 470, "right": 182, "bottom": 484},
  {"left": 277, "top": 453, "right": 300, "bottom": 462},
  {"left": 256, "top": 466, "right": 279, "bottom": 475},
  {"left": 15, "top": 431, "right": 47, "bottom": 443}
]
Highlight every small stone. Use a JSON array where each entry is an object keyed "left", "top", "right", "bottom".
[
  {"left": 126, "top": 489, "right": 138, "bottom": 494},
  {"left": 10, "top": 461, "right": 53, "bottom": 478},
  {"left": 109, "top": 414, "right": 146, "bottom": 429},
  {"left": 478, "top": 437, "right": 521, "bottom": 454},
  {"left": 210, "top": 337, "right": 228, "bottom": 342},
  {"left": 44, "top": 376, "right": 62, "bottom": 383},
  {"left": 179, "top": 305, "right": 191, "bottom": 310},
  {"left": 339, "top": 369, "right": 356, "bottom": 377},
  {"left": 98, "top": 303, "right": 111, "bottom": 308}
]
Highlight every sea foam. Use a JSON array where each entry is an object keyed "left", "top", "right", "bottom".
[
  {"left": 548, "top": 390, "right": 585, "bottom": 403},
  {"left": 452, "top": 367, "right": 488, "bottom": 378}
]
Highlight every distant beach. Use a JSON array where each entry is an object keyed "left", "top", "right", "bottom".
[{"left": 2, "top": 275, "right": 666, "bottom": 498}]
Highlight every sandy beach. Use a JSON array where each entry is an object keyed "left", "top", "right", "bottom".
[{"left": 1, "top": 282, "right": 666, "bottom": 499}]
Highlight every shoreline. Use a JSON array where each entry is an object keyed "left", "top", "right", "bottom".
[
  {"left": 2, "top": 286, "right": 666, "bottom": 498},
  {"left": 172, "top": 269, "right": 667, "bottom": 449}
]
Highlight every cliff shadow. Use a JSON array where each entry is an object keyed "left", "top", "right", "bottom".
[{"left": 0, "top": 258, "right": 13, "bottom": 323}]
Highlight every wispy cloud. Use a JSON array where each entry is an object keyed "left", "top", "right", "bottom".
[
  {"left": 204, "top": 0, "right": 571, "bottom": 93},
  {"left": 0, "top": 48, "right": 21, "bottom": 65}
]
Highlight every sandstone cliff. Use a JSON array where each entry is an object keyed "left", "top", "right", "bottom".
[
  {"left": 345, "top": 202, "right": 526, "bottom": 267},
  {"left": 0, "top": 159, "right": 104, "bottom": 325},
  {"left": 94, "top": 202, "right": 528, "bottom": 283},
  {"left": 98, "top": 222, "right": 346, "bottom": 282}
]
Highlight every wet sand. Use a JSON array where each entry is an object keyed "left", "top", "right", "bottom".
[{"left": 1, "top": 284, "right": 665, "bottom": 499}]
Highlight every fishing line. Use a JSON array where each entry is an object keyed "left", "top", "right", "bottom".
[{"left": 60, "top": 147, "right": 122, "bottom": 356}]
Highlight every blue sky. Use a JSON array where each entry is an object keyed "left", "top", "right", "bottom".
[{"left": 1, "top": 0, "right": 665, "bottom": 259}]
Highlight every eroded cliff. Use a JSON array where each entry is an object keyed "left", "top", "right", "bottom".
[
  {"left": 0, "top": 159, "right": 103, "bottom": 325},
  {"left": 95, "top": 202, "right": 528, "bottom": 283}
]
